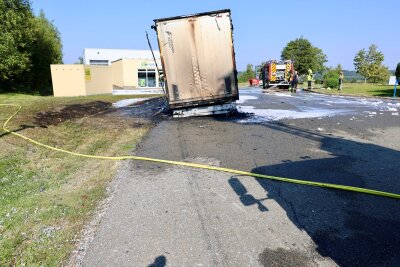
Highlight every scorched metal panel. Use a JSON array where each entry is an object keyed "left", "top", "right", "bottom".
[{"left": 154, "top": 10, "right": 239, "bottom": 109}]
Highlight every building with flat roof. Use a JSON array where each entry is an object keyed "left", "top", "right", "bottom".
[
  {"left": 51, "top": 48, "right": 163, "bottom": 97},
  {"left": 83, "top": 48, "right": 160, "bottom": 66}
]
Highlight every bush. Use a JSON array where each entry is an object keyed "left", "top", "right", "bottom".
[
  {"left": 325, "top": 77, "right": 339, "bottom": 88},
  {"left": 323, "top": 69, "right": 340, "bottom": 88}
]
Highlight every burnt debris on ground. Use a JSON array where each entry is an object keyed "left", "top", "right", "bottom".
[
  {"left": 117, "top": 97, "right": 169, "bottom": 121},
  {"left": 33, "top": 97, "right": 169, "bottom": 128},
  {"left": 34, "top": 101, "right": 112, "bottom": 126}
]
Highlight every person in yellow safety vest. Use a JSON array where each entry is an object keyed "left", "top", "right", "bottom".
[
  {"left": 307, "top": 69, "right": 313, "bottom": 90},
  {"left": 339, "top": 71, "right": 344, "bottom": 91}
]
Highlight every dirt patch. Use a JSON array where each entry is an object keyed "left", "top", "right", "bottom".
[{"left": 34, "top": 101, "right": 112, "bottom": 126}]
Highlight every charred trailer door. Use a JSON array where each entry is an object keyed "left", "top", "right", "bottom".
[{"left": 153, "top": 9, "right": 239, "bottom": 110}]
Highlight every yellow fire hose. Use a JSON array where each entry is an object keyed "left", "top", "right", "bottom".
[{"left": 1, "top": 103, "right": 399, "bottom": 200}]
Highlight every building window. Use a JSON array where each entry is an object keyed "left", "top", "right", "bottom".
[
  {"left": 158, "top": 70, "right": 164, "bottom": 87},
  {"left": 138, "top": 71, "right": 147, "bottom": 87},
  {"left": 89, "top": 60, "right": 109, "bottom": 66},
  {"left": 138, "top": 69, "right": 157, "bottom": 87}
]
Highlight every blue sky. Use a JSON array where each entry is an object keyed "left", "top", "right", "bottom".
[{"left": 31, "top": 0, "right": 399, "bottom": 71}]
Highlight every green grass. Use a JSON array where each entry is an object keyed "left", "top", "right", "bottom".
[
  {"left": 311, "top": 83, "right": 398, "bottom": 98},
  {"left": 0, "top": 94, "right": 151, "bottom": 266},
  {"left": 238, "top": 82, "right": 249, "bottom": 88},
  {"left": 0, "top": 93, "right": 154, "bottom": 109}
]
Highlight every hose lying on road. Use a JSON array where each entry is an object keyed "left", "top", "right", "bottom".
[{"left": 1, "top": 103, "right": 399, "bottom": 200}]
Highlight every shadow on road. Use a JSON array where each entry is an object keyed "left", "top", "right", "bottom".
[
  {"left": 231, "top": 122, "right": 400, "bottom": 266},
  {"left": 147, "top": 255, "right": 167, "bottom": 267},
  {"left": 229, "top": 177, "right": 268, "bottom": 212}
]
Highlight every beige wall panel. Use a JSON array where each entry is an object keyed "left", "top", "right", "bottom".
[
  {"left": 51, "top": 65, "right": 86, "bottom": 97},
  {"left": 111, "top": 60, "right": 124, "bottom": 88},
  {"left": 85, "top": 66, "right": 113, "bottom": 95},
  {"left": 122, "top": 59, "right": 140, "bottom": 87}
]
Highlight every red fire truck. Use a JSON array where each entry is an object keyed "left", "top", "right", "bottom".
[{"left": 260, "top": 60, "right": 294, "bottom": 89}]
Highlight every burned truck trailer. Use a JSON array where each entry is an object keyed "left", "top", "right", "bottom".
[{"left": 153, "top": 9, "right": 239, "bottom": 117}]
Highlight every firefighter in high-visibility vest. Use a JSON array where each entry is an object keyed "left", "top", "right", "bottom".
[
  {"left": 339, "top": 71, "right": 344, "bottom": 91},
  {"left": 307, "top": 69, "right": 313, "bottom": 90}
]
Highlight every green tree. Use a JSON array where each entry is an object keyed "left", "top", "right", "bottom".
[
  {"left": 374, "top": 65, "right": 390, "bottom": 84},
  {"left": 395, "top": 63, "right": 400, "bottom": 81},
  {"left": 336, "top": 64, "right": 343, "bottom": 73},
  {"left": 353, "top": 49, "right": 368, "bottom": 83},
  {"left": 31, "top": 10, "right": 63, "bottom": 95},
  {"left": 0, "top": 2, "right": 62, "bottom": 94},
  {"left": 353, "top": 44, "right": 389, "bottom": 83},
  {"left": 281, "top": 37, "right": 327, "bottom": 75},
  {"left": 238, "top": 64, "right": 256, "bottom": 82},
  {"left": 75, "top": 56, "right": 84, "bottom": 64},
  {"left": 0, "top": 0, "right": 35, "bottom": 83}
]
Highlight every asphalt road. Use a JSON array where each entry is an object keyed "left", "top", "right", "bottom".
[{"left": 81, "top": 89, "right": 400, "bottom": 267}]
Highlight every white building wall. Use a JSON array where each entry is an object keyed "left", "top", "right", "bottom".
[{"left": 83, "top": 48, "right": 160, "bottom": 66}]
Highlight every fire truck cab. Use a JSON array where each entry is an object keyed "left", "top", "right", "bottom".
[{"left": 260, "top": 60, "right": 294, "bottom": 89}]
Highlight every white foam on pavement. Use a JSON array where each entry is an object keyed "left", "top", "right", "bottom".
[
  {"left": 388, "top": 103, "right": 400, "bottom": 107},
  {"left": 271, "top": 92, "right": 294, "bottom": 97},
  {"left": 238, "top": 91, "right": 400, "bottom": 121},
  {"left": 236, "top": 95, "right": 259, "bottom": 104},
  {"left": 113, "top": 98, "right": 150, "bottom": 108},
  {"left": 239, "top": 87, "right": 263, "bottom": 94},
  {"left": 237, "top": 106, "right": 349, "bottom": 122}
]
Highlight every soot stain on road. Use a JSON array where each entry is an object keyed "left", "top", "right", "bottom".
[{"left": 258, "top": 247, "right": 311, "bottom": 267}]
